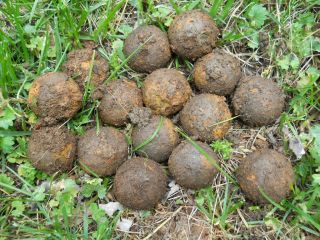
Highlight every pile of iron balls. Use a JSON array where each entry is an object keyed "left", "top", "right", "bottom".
[{"left": 27, "top": 10, "right": 294, "bottom": 210}]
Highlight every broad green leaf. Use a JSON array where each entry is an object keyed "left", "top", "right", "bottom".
[
  {"left": 18, "top": 162, "right": 37, "bottom": 184},
  {"left": 0, "top": 136, "right": 15, "bottom": 154},
  {"left": 277, "top": 54, "right": 300, "bottom": 70},
  {"left": 310, "top": 125, "right": 320, "bottom": 163},
  {"left": 0, "top": 173, "right": 15, "bottom": 193},
  {"left": 0, "top": 107, "right": 16, "bottom": 129},
  {"left": 11, "top": 200, "right": 25, "bottom": 217},
  {"left": 247, "top": 31, "right": 259, "bottom": 49},
  {"left": 32, "top": 186, "right": 46, "bottom": 202},
  {"left": 247, "top": 4, "right": 269, "bottom": 28},
  {"left": 312, "top": 174, "right": 320, "bottom": 185},
  {"left": 82, "top": 178, "right": 106, "bottom": 199}
]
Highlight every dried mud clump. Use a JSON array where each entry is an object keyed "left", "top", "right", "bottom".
[
  {"left": 77, "top": 127, "right": 128, "bottom": 177},
  {"left": 142, "top": 68, "right": 192, "bottom": 116},
  {"left": 123, "top": 25, "right": 171, "bottom": 73},
  {"left": 128, "top": 107, "right": 153, "bottom": 127},
  {"left": 132, "top": 114, "right": 180, "bottom": 163},
  {"left": 28, "top": 126, "right": 77, "bottom": 174},
  {"left": 236, "top": 149, "right": 294, "bottom": 204},
  {"left": 194, "top": 49, "right": 241, "bottom": 95},
  {"left": 169, "top": 141, "right": 219, "bottom": 189},
  {"left": 62, "top": 48, "right": 109, "bottom": 92},
  {"left": 113, "top": 157, "right": 167, "bottom": 210},
  {"left": 232, "top": 76, "right": 285, "bottom": 126},
  {"left": 28, "top": 72, "right": 82, "bottom": 125},
  {"left": 180, "top": 94, "right": 232, "bottom": 141},
  {"left": 168, "top": 10, "right": 219, "bottom": 60},
  {"left": 99, "top": 78, "right": 143, "bottom": 126}
]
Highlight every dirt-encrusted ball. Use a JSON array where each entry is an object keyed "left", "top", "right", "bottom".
[
  {"left": 142, "top": 68, "right": 192, "bottom": 116},
  {"left": 99, "top": 78, "right": 143, "bottom": 126},
  {"left": 180, "top": 94, "right": 232, "bottom": 141},
  {"left": 168, "top": 10, "right": 219, "bottom": 60},
  {"left": 132, "top": 114, "right": 180, "bottom": 163},
  {"left": 232, "top": 76, "right": 285, "bottom": 126},
  {"left": 77, "top": 127, "right": 128, "bottom": 177},
  {"left": 236, "top": 149, "right": 294, "bottom": 204},
  {"left": 28, "top": 72, "right": 82, "bottom": 125},
  {"left": 194, "top": 49, "right": 241, "bottom": 95},
  {"left": 114, "top": 157, "right": 167, "bottom": 210},
  {"left": 62, "top": 48, "right": 109, "bottom": 91},
  {"left": 169, "top": 141, "right": 219, "bottom": 189},
  {"left": 28, "top": 126, "right": 77, "bottom": 174},
  {"left": 124, "top": 25, "right": 171, "bottom": 73}
]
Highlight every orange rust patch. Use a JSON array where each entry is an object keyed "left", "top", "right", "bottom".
[
  {"left": 28, "top": 81, "right": 40, "bottom": 107},
  {"left": 56, "top": 143, "right": 74, "bottom": 159}
]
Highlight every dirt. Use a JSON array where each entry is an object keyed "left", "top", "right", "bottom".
[
  {"left": 77, "top": 127, "right": 128, "bottom": 177},
  {"left": 180, "top": 93, "right": 232, "bottom": 141},
  {"left": 62, "top": 48, "right": 109, "bottom": 92},
  {"left": 142, "top": 68, "right": 192, "bottom": 116},
  {"left": 232, "top": 76, "right": 285, "bottom": 126},
  {"left": 98, "top": 78, "right": 143, "bottom": 126},
  {"left": 28, "top": 72, "right": 82, "bottom": 125},
  {"left": 168, "top": 10, "right": 219, "bottom": 60},
  {"left": 236, "top": 149, "right": 294, "bottom": 204},
  {"left": 168, "top": 141, "right": 219, "bottom": 189},
  {"left": 194, "top": 49, "right": 242, "bottom": 95},
  {"left": 123, "top": 25, "right": 171, "bottom": 73},
  {"left": 28, "top": 126, "right": 77, "bottom": 174},
  {"left": 113, "top": 157, "right": 167, "bottom": 210},
  {"left": 132, "top": 115, "right": 180, "bottom": 163},
  {"left": 128, "top": 107, "right": 153, "bottom": 128},
  {"left": 152, "top": 212, "right": 212, "bottom": 240}
]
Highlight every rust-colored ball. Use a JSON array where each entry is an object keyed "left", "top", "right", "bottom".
[
  {"left": 180, "top": 94, "right": 232, "bottom": 141},
  {"left": 62, "top": 48, "right": 109, "bottom": 92},
  {"left": 168, "top": 10, "right": 219, "bottom": 60},
  {"left": 132, "top": 115, "right": 180, "bottom": 163},
  {"left": 124, "top": 25, "right": 171, "bottom": 73},
  {"left": 28, "top": 72, "right": 82, "bottom": 125},
  {"left": 232, "top": 76, "right": 285, "bottom": 126},
  {"left": 99, "top": 78, "right": 143, "bottom": 126},
  {"left": 142, "top": 68, "right": 192, "bottom": 116},
  {"left": 194, "top": 49, "right": 241, "bottom": 95},
  {"left": 114, "top": 157, "right": 167, "bottom": 210},
  {"left": 77, "top": 127, "right": 128, "bottom": 177},
  {"left": 236, "top": 149, "right": 294, "bottom": 204},
  {"left": 28, "top": 126, "right": 77, "bottom": 174},
  {"left": 169, "top": 141, "right": 219, "bottom": 189}
]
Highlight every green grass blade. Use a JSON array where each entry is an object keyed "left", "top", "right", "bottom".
[
  {"left": 169, "top": 0, "right": 182, "bottom": 14},
  {"left": 29, "top": 0, "right": 40, "bottom": 23},
  {"left": 0, "top": 130, "right": 31, "bottom": 137},
  {"left": 287, "top": 203, "right": 320, "bottom": 231},
  {"left": 79, "top": 162, "right": 100, "bottom": 178},
  {"left": 209, "top": 0, "right": 223, "bottom": 18},
  {"left": 0, "top": 182, "right": 32, "bottom": 196},
  {"left": 83, "top": 207, "right": 89, "bottom": 240},
  {"left": 53, "top": 16, "right": 62, "bottom": 65},
  {"left": 221, "top": 0, "right": 235, "bottom": 20},
  {"left": 133, "top": 116, "right": 164, "bottom": 152},
  {"left": 105, "top": 35, "right": 153, "bottom": 83},
  {"left": 258, "top": 187, "right": 286, "bottom": 211},
  {"left": 54, "top": 42, "right": 71, "bottom": 71},
  {"left": 93, "top": 0, "right": 126, "bottom": 40}
]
